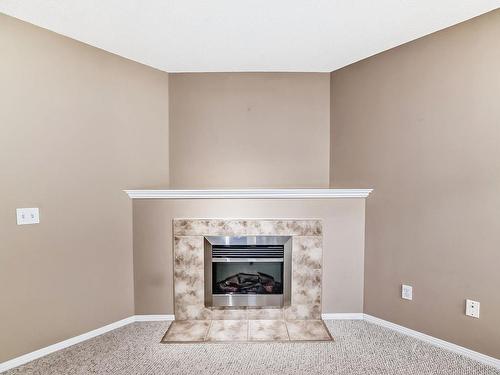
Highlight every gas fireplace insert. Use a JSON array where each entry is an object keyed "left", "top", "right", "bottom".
[{"left": 204, "top": 235, "right": 292, "bottom": 308}]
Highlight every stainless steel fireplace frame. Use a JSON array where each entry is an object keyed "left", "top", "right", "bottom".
[{"left": 204, "top": 235, "right": 292, "bottom": 308}]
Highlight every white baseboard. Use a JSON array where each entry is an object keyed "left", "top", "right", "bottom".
[
  {"left": 0, "top": 315, "right": 175, "bottom": 373},
  {"left": 363, "top": 314, "right": 500, "bottom": 370},
  {"left": 322, "top": 313, "right": 364, "bottom": 320},
  {"left": 134, "top": 314, "right": 175, "bottom": 322}
]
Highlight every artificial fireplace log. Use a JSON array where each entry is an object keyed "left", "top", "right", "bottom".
[{"left": 215, "top": 272, "right": 283, "bottom": 294}]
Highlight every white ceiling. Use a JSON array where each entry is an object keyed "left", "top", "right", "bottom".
[{"left": 1, "top": 0, "right": 499, "bottom": 72}]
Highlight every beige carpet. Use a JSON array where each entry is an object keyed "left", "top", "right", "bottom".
[{"left": 3, "top": 320, "right": 499, "bottom": 375}]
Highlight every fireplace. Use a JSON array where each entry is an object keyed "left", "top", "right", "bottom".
[{"left": 204, "top": 236, "right": 292, "bottom": 308}]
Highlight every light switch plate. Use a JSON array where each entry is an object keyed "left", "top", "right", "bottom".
[
  {"left": 466, "top": 299, "right": 480, "bottom": 318},
  {"left": 16, "top": 208, "right": 40, "bottom": 225},
  {"left": 402, "top": 284, "right": 413, "bottom": 300}
]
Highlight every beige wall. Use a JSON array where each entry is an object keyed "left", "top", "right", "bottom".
[
  {"left": 331, "top": 10, "right": 500, "bottom": 358},
  {"left": 0, "top": 14, "right": 169, "bottom": 362},
  {"left": 169, "top": 73, "right": 330, "bottom": 188},
  {"left": 133, "top": 199, "right": 365, "bottom": 315}
]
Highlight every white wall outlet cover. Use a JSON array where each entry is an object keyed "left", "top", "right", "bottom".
[
  {"left": 16, "top": 208, "right": 40, "bottom": 225},
  {"left": 466, "top": 299, "right": 480, "bottom": 318},
  {"left": 402, "top": 284, "right": 413, "bottom": 300}
]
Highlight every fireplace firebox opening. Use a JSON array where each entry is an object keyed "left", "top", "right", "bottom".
[{"left": 204, "top": 236, "right": 292, "bottom": 308}]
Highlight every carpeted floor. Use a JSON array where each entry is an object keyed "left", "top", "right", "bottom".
[{"left": 3, "top": 320, "right": 499, "bottom": 375}]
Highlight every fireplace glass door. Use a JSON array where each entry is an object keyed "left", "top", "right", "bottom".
[{"left": 212, "top": 259, "right": 283, "bottom": 295}]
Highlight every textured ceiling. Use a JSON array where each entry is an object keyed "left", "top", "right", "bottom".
[{"left": 1, "top": 0, "right": 499, "bottom": 72}]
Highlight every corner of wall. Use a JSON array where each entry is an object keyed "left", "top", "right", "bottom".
[{"left": 329, "top": 71, "right": 335, "bottom": 187}]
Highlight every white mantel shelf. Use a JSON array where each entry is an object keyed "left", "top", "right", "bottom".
[{"left": 124, "top": 189, "right": 373, "bottom": 199}]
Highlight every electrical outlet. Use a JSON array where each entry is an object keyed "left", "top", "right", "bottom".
[
  {"left": 402, "top": 284, "right": 413, "bottom": 300},
  {"left": 466, "top": 299, "right": 480, "bottom": 318},
  {"left": 16, "top": 208, "right": 40, "bottom": 225}
]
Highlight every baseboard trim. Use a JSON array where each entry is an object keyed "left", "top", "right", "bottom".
[
  {"left": 363, "top": 314, "right": 500, "bottom": 370},
  {"left": 134, "top": 314, "right": 175, "bottom": 322},
  {"left": 0, "top": 315, "right": 175, "bottom": 373},
  {"left": 321, "top": 313, "right": 364, "bottom": 320}
]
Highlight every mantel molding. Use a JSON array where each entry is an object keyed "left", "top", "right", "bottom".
[{"left": 124, "top": 189, "right": 373, "bottom": 199}]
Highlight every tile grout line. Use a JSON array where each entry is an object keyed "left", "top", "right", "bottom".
[
  {"left": 205, "top": 320, "right": 213, "bottom": 341},
  {"left": 283, "top": 320, "right": 291, "bottom": 341}
]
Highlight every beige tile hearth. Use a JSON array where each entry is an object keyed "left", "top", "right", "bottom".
[
  {"left": 162, "top": 319, "right": 333, "bottom": 343},
  {"left": 161, "top": 320, "right": 210, "bottom": 342},
  {"left": 248, "top": 320, "right": 289, "bottom": 341},
  {"left": 206, "top": 320, "right": 248, "bottom": 341},
  {"left": 285, "top": 320, "right": 332, "bottom": 341}
]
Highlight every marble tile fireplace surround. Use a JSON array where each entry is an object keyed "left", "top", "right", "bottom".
[{"left": 173, "top": 218, "right": 323, "bottom": 320}]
